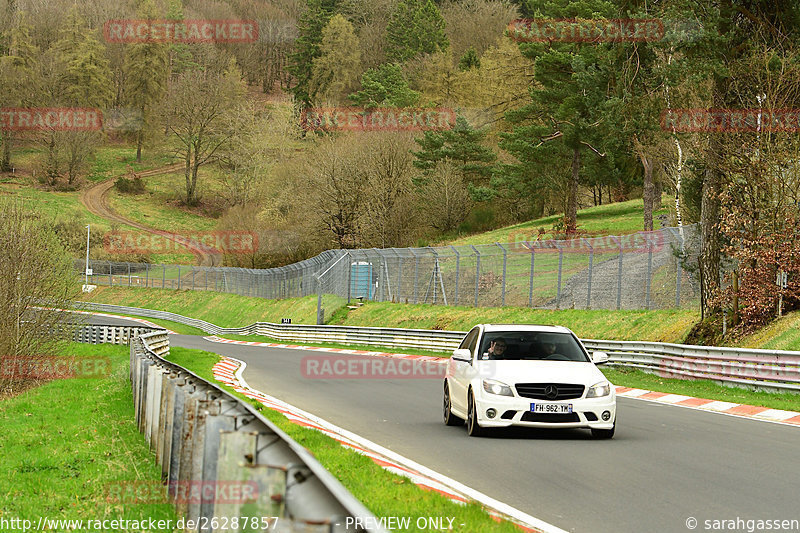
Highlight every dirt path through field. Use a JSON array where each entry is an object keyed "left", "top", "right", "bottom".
[{"left": 79, "top": 163, "right": 222, "bottom": 266}]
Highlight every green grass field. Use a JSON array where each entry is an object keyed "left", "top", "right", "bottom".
[
  {"left": 78, "top": 286, "right": 700, "bottom": 342},
  {"left": 447, "top": 197, "right": 671, "bottom": 246},
  {"left": 0, "top": 343, "right": 177, "bottom": 530}
]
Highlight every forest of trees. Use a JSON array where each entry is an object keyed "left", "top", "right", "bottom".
[{"left": 2, "top": 0, "right": 800, "bottom": 331}]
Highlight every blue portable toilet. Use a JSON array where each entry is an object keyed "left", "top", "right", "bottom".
[{"left": 350, "top": 261, "right": 374, "bottom": 300}]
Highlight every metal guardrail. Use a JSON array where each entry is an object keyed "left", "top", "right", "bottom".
[
  {"left": 131, "top": 330, "right": 384, "bottom": 533},
  {"left": 75, "top": 302, "right": 800, "bottom": 393},
  {"left": 51, "top": 323, "right": 166, "bottom": 345}
]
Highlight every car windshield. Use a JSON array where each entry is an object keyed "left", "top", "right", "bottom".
[{"left": 479, "top": 331, "right": 590, "bottom": 362}]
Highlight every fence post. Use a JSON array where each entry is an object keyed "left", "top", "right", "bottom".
[
  {"left": 108, "top": 260, "right": 112, "bottom": 287},
  {"left": 177, "top": 265, "right": 181, "bottom": 290},
  {"left": 584, "top": 238, "right": 593, "bottom": 310},
  {"left": 450, "top": 245, "right": 460, "bottom": 306},
  {"left": 527, "top": 244, "right": 535, "bottom": 308},
  {"left": 410, "top": 249, "right": 419, "bottom": 304},
  {"left": 192, "top": 269, "right": 196, "bottom": 290},
  {"left": 556, "top": 243, "right": 563, "bottom": 309},
  {"left": 674, "top": 229, "right": 684, "bottom": 308},
  {"left": 128, "top": 262, "right": 131, "bottom": 286},
  {"left": 496, "top": 243, "right": 507, "bottom": 307},
  {"left": 346, "top": 253, "right": 352, "bottom": 304},
  {"left": 470, "top": 245, "right": 480, "bottom": 307},
  {"left": 162, "top": 265, "right": 166, "bottom": 289},
  {"left": 611, "top": 236, "right": 623, "bottom": 310},
  {"left": 645, "top": 237, "right": 653, "bottom": 310},
  {"left": 145, "top": 263, "right": 149, "bottom": 287},
  {"left": 396, "top": 252, "right": 403, "bottom": 303}
]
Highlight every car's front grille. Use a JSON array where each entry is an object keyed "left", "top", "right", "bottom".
[
  {"left": 515, "top": 383, "right": 585, "bottom": 400},
  {"left": 584, "top": 412, "right": 598, "bottom": 421},
  {"left": 521, "top": 412, "right": 580, "bottom": 423},
  {"left": 501, "top": 410, "right": 516, "bottom": 420}
]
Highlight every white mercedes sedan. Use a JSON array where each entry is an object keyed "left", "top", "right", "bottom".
[{"left": 443, "top": 324, "right": 616, "bottom": 438}]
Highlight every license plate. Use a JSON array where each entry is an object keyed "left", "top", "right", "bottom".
[{"left": 531, "top": 403, "right": 573, "bottom": 413}]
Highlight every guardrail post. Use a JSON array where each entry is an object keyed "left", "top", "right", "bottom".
[{"left": 199, "top": 399, "right": 241, "bottom": 527}]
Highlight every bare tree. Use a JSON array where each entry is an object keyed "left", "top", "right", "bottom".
[
  {"left": 0, "top": 200, "right": 76, "bottom": 396},
  {"left": 162, "top": 60, "right": 246, "bottom": 206}
]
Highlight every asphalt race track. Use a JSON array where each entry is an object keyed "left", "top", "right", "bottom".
[
  {"left": 84, "top": 314, "right": 799, "bottom": 533},
  {"left": 160, "top": 334, "right": 800, "bottom": 533}
]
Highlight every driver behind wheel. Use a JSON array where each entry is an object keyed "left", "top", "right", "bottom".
[{"left": 542, "top": 342, "right": 556, "bottom": 356}]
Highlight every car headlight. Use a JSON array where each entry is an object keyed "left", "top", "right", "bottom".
[
  {"left": 482, "top": 379, "right": 513, "bottom": 397},
  {"left": 586, "top": 381, "right": 611, "bottom": 398}
]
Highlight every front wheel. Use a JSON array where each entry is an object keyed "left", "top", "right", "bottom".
[
  {"left": 443, "top": 383, "right": 463, "bottom": 426},
  {"left": 466, "top": 390, "right": 485, "bottom": 437},
  {"left": 591, "top": 424, "right": 615, "bottom": 439}
]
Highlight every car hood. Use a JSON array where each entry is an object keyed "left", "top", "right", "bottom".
[{"left": 474, "top": 360, "right": 607, "bottom": 386}]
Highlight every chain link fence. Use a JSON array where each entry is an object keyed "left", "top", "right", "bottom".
[{"left": 77, "top": 225, "right": 701, "bottom": 323}]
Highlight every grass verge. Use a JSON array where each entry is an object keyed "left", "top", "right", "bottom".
[
  {"left": 78, "top": 287, "right": 699, "bottom": 343},
  {"left": 0, "top": 343, "right": 177, "bottom": 530},
  {"left": 166, "top": 347, "right": 521, "bottom": 532}
]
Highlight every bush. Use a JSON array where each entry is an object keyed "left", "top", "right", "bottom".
[{"left": 114, "top": 175, "right": 146, "bottom": 194}]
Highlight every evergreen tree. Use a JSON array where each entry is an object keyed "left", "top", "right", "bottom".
[
  {"left": 458, "top": 47, "right": 480, "bottom": 71},
  {"left": 309, "top": 14, "right": 361, "bottom": 105},
  {"left": 289, "top": 0, "right": 340, "bottom": 111},
  {"left": 124, "top": 0, "right": 168, "bottom": 162},
  {"left": 0, "top": 16, "right": 38, "bottom": 171},
  {"left": 412, "top": 114, "right": 497, "bottom": 200},
  {"left": 349, "top": 63, "right": 420, "bottom": 108},
  {"left": 386, "top": 0, "right": 448, "bottom": 62},
  {"left": 500, "top": 0, "right": 615, "bottom": 232}
]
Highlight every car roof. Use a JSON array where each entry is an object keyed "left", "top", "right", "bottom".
[{"left": 479, "top": 324, "right": 573, "bottom": 334}]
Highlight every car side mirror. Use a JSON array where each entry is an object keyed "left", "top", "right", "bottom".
[
  {"left": 592, "top": 351, "right": 609, "bottom": 365},
  {"left": 452, "top": 348, "right": 472, "bottom": 362}
]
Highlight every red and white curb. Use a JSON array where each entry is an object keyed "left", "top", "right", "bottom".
[
  {"left": 204, "top": 335, "right": 800, "bottom": 428},
  {"left": 204, "top": 335, "right": 446, "bottom": 365},
  {"left": 212, "top": 356, "right": 567, "bottom": 533},
  {"left": 614, "top": 387, "right": 800, "bottom": 426}
]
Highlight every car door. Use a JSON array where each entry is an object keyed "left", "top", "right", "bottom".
[{"left": 451, "top": 327, "right": 479, "bottom": 414}]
